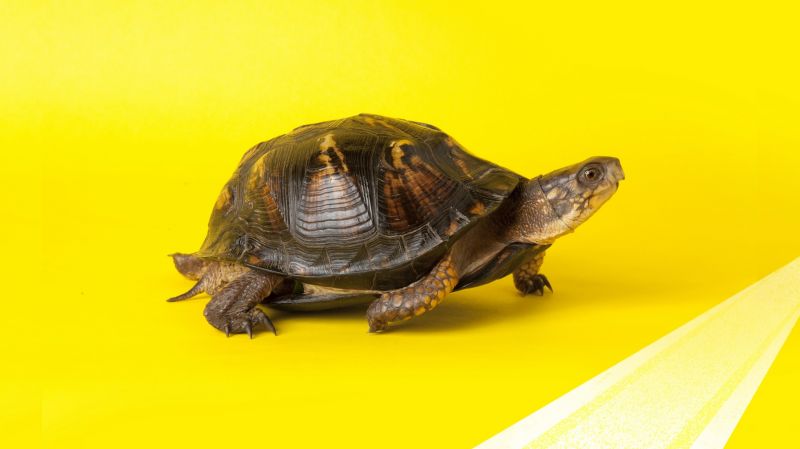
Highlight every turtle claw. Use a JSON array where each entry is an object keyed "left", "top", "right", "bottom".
[
  {"left": 209, "top": 308, "right": 277, "bottom": 338},
  {"left": 368, "top": 319, "right": 388, "bottom": 333},
  {"left": 517, "top": 274, "right": 553, "bottom": 296},
  {"left": 256, "top": 312, "right": 277, "bottom": 336},
  {"left": 541, "top": 275, "right": 553, "bottom": 292}
]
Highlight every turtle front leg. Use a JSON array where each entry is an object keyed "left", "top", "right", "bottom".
[
  {"left": 366, "top": 255, "right": 459, "bottom": 333},
  {"left": 513, "top": 251, "right": 552, "bottom": 296}
]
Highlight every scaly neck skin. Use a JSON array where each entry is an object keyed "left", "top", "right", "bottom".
[
  {"left": 492, "top": 177, "right": 573, "bottom": 245},
  {"left": 449, "top": 178, "right": 570, "bottom": 277}
]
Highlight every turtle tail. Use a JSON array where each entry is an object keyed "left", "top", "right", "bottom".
[
  {"left": 167, "top": 278, "right": 207, "bottom": 302},
  {"left": 167, "top": 253, "right": 210, "bottom": 302}
]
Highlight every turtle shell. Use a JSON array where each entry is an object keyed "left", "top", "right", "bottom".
[{"left": 196, "top": 114, "right": 522, "bottom": 290}]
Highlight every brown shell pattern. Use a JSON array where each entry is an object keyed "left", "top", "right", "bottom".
[{"left": 197, "top": 114, "right": 522, "bottom": 290}]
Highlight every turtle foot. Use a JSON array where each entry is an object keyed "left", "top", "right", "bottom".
[
  {"left": 515, "top": 273, "right": 552, "bottom": 296},
  {"left": 201, "top": 270, "right": 281, "bottom": 338},
  {"left": 205, "top": 306, "right": 277, "bottom": 338}
]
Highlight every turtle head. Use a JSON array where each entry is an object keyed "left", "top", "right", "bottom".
[{"left": 513, "top": 156, "right": 624, "bottom": 244}]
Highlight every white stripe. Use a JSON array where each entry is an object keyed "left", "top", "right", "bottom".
[
  {"left": 476, "top": 257, "right": 800, "bottom": 449},
  {"left": 689, "top": 307, "right": 799, "bottom": 449}
]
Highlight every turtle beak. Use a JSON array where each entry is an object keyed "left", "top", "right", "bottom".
[{"left": 607, "top": 158, "right": 625, "bottom": 184}]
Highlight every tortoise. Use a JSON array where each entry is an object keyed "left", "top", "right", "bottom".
[{"left": 168, "top": 114, "right": 624, "bottom": 337}]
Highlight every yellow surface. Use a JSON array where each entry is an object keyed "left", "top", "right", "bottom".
[
  {"left": 3, "top": 1, "right": 798, "bottom": 448},
  {"left": 726, "top": 308, "right": 800, "bottom": 448}
]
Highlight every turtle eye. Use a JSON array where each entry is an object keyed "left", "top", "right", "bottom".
[{"left": 578, "top": 164, "right": 604, "bottom": 186}]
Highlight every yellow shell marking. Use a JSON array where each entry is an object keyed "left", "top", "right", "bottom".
[
  {"left": 390, "top": 140, "right": 414, "bottom": 169},
  {"left": 469, "top": 201, "right": 486, "bottom": 216},
  {"left": 214, "top": 186, "right": 232, "bottom": 210},
  {"left": 318, "top": 133, "right": 349, "bottom": 174},
  {"left": 247, "top": 155, "right": 267, "bottom": 190}
]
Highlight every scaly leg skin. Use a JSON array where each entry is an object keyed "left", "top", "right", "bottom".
[
  {"left": 168, "top": 253, "right": 280, "bottom": 338},
  {"left": 366, "top": 255, "right": 459, "bottom": 333},
  {"left": 513, "top": 251, "right": 552, "bottom": 296},
  {"left": 202, "top": 270, "right": 280, "bottom": 338}
]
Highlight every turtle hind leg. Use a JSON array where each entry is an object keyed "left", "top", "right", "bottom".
[
  {"left": 513, "top": 251, "right": 552, "bottom": 296},
  {"left": 366, "top": 255, "right": 459, "bottom": 333},
  {"left": 203, "top": 270, "right": 283, "bottom": 338}
]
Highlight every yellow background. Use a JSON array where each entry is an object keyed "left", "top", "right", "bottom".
[{"left": 3, "top": 1, "right": 799, "bottom": 447}]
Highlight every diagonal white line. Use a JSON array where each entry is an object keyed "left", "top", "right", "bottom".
[
  {"left": 688, "top": 307, "right": 798, "bottom": 449},
  {"left": 476, "top": 257, "right": 800, "bottom": 449}
]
